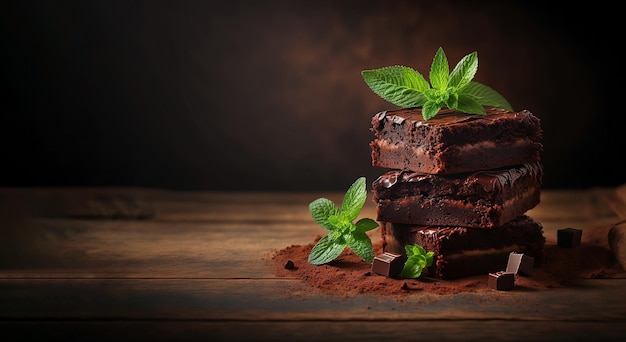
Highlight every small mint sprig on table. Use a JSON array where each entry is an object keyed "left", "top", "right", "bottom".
[
  {"left": 400, "top": 244, "right": 434, "bottom": 279},
  {"left": 308, "top": 177, "right": 379, "bottom": 265},
  {"left": 361, "top": 47, "right": 513, "bottom": 120}
]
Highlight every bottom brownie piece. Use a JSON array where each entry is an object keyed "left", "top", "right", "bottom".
[{"left": 381, "top": 215, "right": 545, "bottom": 279}]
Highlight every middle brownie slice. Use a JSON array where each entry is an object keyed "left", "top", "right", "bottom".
[{"left": 372, "top": 162, "right": 543, "bottom": 228}]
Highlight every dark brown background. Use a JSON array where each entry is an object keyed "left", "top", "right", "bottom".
[{"left": 2, "top": 0, "right": 623, "bottom": 191}]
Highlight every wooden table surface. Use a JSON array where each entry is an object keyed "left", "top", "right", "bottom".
[{"left": 1, "top": 186, "right": 626, "bottom": 341}]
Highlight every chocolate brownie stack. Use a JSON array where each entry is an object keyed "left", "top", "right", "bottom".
[{"left": 370, "top": 107, "right": 545, "bottom": 279}]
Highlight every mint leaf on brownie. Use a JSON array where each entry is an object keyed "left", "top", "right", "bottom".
[
  {"left": 361, "top": 47, "right": 513, "bottom": 120},
  {"left": 361, "top": 66, "right": 428, "bottom": 108}
]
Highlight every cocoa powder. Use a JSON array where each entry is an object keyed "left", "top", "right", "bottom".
[{"left": 270, "top": 234, "right": 625, "bottom": 298}]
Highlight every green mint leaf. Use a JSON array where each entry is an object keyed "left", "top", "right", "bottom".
[
  {"left": 429, "top": 47, "right": 449, "bottom": 90},
  {"left": 309, "top": 198, "right": 340, "bottom": 231},
  {"left": 424, "top": 87, "right": 449, "bottom": 104},
  {"left": 355, "top": 218, "right": 378, "bottom": 233},
  {"left": 362, "top": 47, "right": 513, "bottom": 120},
  {"left": 422, "top": 101, "right": 442, "bottom": 121},
  {"left": 347, "top": 231, "right": 374, "bottom": 263},
  {"left": 459, "top": 82, "right": 513, "bottom": 111},
  {"left": 329, "top": 229, "right": 345, "bottom": 244},
  {"left": 400, "top": 244, "right": 435, "bottom": 278},
  {"left": 308, "top": 235, "right": 346, "bottom": 265},
  {"left": 448, "top": 51, "right": 478, "bottom": 90},
  {"left": 445, "top": 92, "right": 459, "bottom": 110},
  {"left": 400, "top": 261, "right": 423, "bottom": 278},
  {"left": 405, "top": 244, "right": 424, "bottom": 257},
  {"left": 426, "top": 251, "right": 434, "bottom": 264},
  {"left": 327, "top": 215, "right": 353, "bottom": 236},
  {"left": 361, "top": 66, "right": 430, "bottom": 108},
  {"left": 456, "top": 94, "right": 486, "bottom": 115},
  {"left": 341, "top": 177, "right": 367, "bottom": 222},
  {"left": 307, "top": 177, "right": 377, "bottom": 265},
  {"left": 413, "top": 93, "right": 428, "bottom": 107}
]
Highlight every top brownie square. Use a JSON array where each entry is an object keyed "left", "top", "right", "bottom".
[{"left": 370, "top": 107, "right": 543, "bottom": 174}]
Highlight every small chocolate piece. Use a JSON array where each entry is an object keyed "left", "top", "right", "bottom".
[
  {"left": 557, "top": 228, "right": 582, "bottom": 248},
  {"left": 488, "top": 271, "right": 515, "bottom": 291},
  {"left": 506, "top": 252, "right": 534, "bottom": 276},
  {"left": 284, "top": 260, "right": 295, "bottom": 269},
  {"left": 372, "top": 252, "right": 406, "bottom": 277}
]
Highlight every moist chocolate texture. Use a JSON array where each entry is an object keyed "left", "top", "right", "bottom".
[
  {"left": 381, "top": 215, "right": 546, "bottom": 279},
  {"left": 369, "top": 105, "right": 546, "bottom": 280},
  {"left": 372, "top": 162, "right": 543, "bottom": 228},
  {"left": 370, "top": 107, "right": 543, "bottom": 174}
]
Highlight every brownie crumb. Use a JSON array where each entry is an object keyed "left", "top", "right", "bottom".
[{"left": 284, "top": 260, "right": 295, "bottom": 270}]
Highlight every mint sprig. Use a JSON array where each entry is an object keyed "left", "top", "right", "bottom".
[
  {"left": 308, "top": 177, "right": 379, "bottom": 265},
  {"left": 361, "top": 47, "right": 513, "bottom": 120},
  {"left": 400, "top": 244, "right": 434, "bottom": 279}
]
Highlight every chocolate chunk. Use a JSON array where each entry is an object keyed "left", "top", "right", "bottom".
[
  {"left": 371, "top": 252, "right": 406, "bottom": 277},
  {"left": 506, "top": 252, "right": 534, "bottom": 276},
  {"left": 557, "top": 228, "right": 582, "bottom": 248},
  {"left": 284, "top": 260, "right": 295, "bottom": 269},
  {"left": 488, "top": 271, "right": 515, "bottom": 291}
]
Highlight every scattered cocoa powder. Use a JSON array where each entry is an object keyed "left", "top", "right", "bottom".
[{"left": 270, "top": 233, "right": 625, "bottom": 298}]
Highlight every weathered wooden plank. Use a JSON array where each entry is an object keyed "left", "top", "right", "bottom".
[
  {"left": 0, "top": 216, "right": 616, "bottom": 280},
  {"left": 0, "top": 197, "right": 620, "bottom": 279},
  {"left": 1, "top": 321, "right": 625, "bottom": 341},
  {"left": 0, "top": 218, "right": 345, "bottom": 279},
  {"left": 0, "top": 278, "right": 625, "bottom": 322}
]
